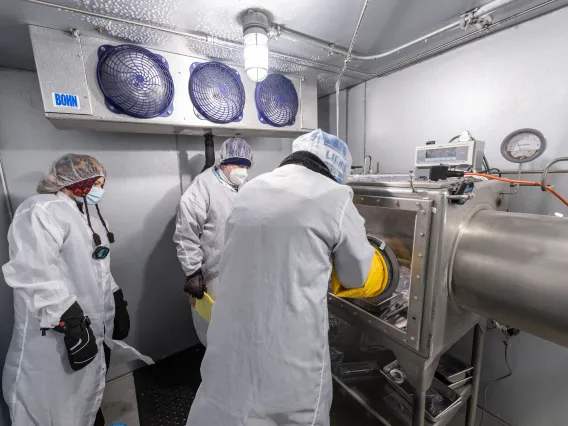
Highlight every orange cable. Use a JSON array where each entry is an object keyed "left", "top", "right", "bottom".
[{"left": 465, "top": 172, "right": 568, "bottom": 207}]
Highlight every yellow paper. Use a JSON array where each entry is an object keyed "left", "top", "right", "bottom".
[
  {"left": 195, "top": 292, "right": 215, "bottom": 323},
  {"left": 331, "top": 248, "right": 388, "bottom": 299}
]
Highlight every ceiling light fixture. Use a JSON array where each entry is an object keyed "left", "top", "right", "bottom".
[{"left": 242, "top": 9, "right": 269, "bottom": 82}]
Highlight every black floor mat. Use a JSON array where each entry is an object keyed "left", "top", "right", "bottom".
[
  {"left": 133, "top": 343, "right": 383, "bottom": 426},
  {"left": 134, "top": 345, "right": 205, "bottom": 426}
]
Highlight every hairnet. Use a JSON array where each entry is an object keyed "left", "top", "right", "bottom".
[
  {"left": 37, "top": 154, "right": 106, "bottom": 194},
  {"left": 292, "top": 129, "right": 352, "bottom": 183},
  {"left": 218, "top": 138, "right": 254, "bottom": 167}
]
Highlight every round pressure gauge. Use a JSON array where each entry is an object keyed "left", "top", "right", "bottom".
[{"left": 501, "top": 128, "right": 546, "bottom": 163}]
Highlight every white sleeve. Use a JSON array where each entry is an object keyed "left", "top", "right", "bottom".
[
  {"left": 332, "top": 193, "right": 375, "bottom": 289},
  {"left": 109, "top": 272, "right": 120, "bottom": 293},
  {"left": 2, "top": 205, "right": 76, "bottom": 328},
  {"left": 174, "top": 185, "right": 208, "bottom": 276}
]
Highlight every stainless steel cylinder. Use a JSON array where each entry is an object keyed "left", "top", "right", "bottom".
[{"left": 452, "top": 210, "right": 568, "bottom": 348}]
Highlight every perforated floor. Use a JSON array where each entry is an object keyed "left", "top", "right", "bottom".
[{"left": 133, "top": 345, "right": 205, "bottom": 426}]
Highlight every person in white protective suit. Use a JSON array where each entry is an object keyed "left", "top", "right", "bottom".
[
  {"left": 174, "top": 137, "right": 254, "bottom": 346},
  {"left": 186, "top": 129, "right": 390, "bottom": 426},
  {"left": 2, "top": 154, "right": 152, "bottom": 426}
]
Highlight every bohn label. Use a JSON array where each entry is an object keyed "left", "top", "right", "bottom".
[{"left": 52, "top": 93, "right": 80, "bottom": 109}]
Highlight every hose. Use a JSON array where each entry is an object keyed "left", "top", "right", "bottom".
[{"left": 465, "top": 172, "right": 568, "bottom": 206}]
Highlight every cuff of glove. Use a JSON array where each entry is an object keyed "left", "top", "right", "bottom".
[
  {"left": 55, "top": 301, "right": 88, "bottom": 333},
  {"left": 113, "top": 289, "right": 130, "bottom": 340},
  {"left": 331, "top": 248, "right": 389, "bottom": 299},
  {"left": 54, "top": 302, "right": 98, "bottom": 372},
  {"left": 39, "top": 297, "right": 78, "bottom": 330},
  {"left": 184, "top": 269, "right": 206, "bottom": 298},
  {"left": 113, "top": 289, "right": 128, "bottom": 309},
  {"left": 187, "top": 269, "right": 203, "bottom": 280}
]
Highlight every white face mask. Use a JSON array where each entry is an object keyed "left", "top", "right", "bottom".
[
  {"left": 229, "top": 168, "right": 248, "bottom": 186},
  {"left": 85, "top": 187, "right": 105, "bottom": 205}
]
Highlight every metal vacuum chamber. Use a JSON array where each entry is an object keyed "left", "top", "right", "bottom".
[
  {"left": 329, "top": 173, "right": 568, "bottom": 425},
  {"left": 328, "top": 175, "right": 509, "bottom": 426}
]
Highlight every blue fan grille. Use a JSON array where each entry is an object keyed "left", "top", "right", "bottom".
[
  {"left": 255, "top": 74, "right": 298, "bottom": 127},
  {"left": 189, "top": 62, "right": 245, "bottom": 124},
  {"left": 97, "top": 44, "right": 174, "bottom": 119}
]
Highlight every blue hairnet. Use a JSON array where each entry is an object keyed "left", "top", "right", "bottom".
[
  {"left": 292, "top": 129, "right": 352, "bottom": 183},
  {"left": 218, "top": 138, "right": 254, "bottom": 167}
]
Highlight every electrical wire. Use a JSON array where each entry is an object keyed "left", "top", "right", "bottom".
[
  {"left": 481, "top": 168, "right": 502, "bottom": 177},
  {"left": 465, "top": 172, "right": 568, "bottom": 206},
  {"left": 482, "top": 154, "right": 491, "bottom": 172},
  {"left": 479, "top": 343, "right": 513, "bottom": 426}
]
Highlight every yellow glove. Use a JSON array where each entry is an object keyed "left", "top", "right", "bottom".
[
  {"left": 195, "top": 292, "right": 215, "bottom": 324},
  {"left": 331, "top": 248, "right": 389, "bottom": 299}
]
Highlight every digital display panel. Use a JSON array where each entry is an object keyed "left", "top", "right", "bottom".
[{"left": 425, "top": 147, "right": 457, "bottom": 160}]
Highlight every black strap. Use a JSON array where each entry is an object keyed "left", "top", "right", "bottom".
[
  {"left": 279, "top": 151, "right": 336, "bottom": 182},
  {"left": 83, "top": 197, "right": 102, "bottom": 246},
  {"left": 95, "top": 204, "right": 115, "bottom": 243}
]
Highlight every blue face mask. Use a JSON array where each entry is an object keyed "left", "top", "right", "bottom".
[{"left": 85, "top": 187, "right": 105, "bottom": 205}]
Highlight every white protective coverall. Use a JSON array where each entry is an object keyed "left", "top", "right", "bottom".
[
  {"left": 186, "top": 160, "right": 376, "bottom": 426},
  {"left": 2, "top": 192, "right": 151, "bottom": 426},
  {"left": 174, "top": 166, "right": 238, "bottom": 346}
]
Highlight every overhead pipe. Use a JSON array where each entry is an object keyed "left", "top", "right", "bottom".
[
  {"left": 279, "top": 0, "right": 517, "bottom": 61},
  {"left": 22, "top": 0, "right": 374, "bottom": 80},
  {"left": 374, "top": 0, "right": 562, "bottom": 77},
  {"left": 335, "top": 0, "right": 369, "bottom": 136}
]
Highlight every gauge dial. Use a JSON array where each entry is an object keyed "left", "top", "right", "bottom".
[{"left": 501, "top": 129, "right": 546, "bottom": 163}]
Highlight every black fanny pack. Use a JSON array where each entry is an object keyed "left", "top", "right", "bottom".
[{"left": 279, "top": 151, "right": 337, "bottom": 182}]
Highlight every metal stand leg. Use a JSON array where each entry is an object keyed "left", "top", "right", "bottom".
[
  {"left": 412, "top": 390, "right": 426, "bottom": 426},
  {"left": 466, "top": 322, "right": 486, "bottom": 426}
]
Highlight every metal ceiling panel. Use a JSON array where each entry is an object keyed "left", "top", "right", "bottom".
[{"left": 1, "top": 0, "right": 568, "bottom": 97}]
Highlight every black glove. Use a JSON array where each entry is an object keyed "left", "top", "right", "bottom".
[
  {"left": 112, "top": 289, "right": 130, "bottom": 340},
  {"left": 184, "top": 269, "right": 206, "bottom": 299},
  {"left": 55, "top": 301, "right": 98, "bottom": 372}
]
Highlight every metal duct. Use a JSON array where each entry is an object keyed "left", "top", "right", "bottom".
[{"left": 452, "top": 210, "right": 568, "bottom": 347}]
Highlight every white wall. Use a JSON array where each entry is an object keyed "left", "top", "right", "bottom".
[
  {"left": 321, "top": 7, "right": 568, "bottom": 426},
  {"left": 0, "top": 66, "right": 295, "bottom": 402}
]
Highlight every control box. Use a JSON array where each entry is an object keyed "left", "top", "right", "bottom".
[{"left": 415, "top": 140, "right": 485, "bottom": 170}]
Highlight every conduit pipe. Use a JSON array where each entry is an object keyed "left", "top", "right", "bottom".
[
  {"left": 281, "top": 0, "right": 517, "bottom": 61},
  {"left": 335, "top": 0, "right": 369, "bottom": 136},
  {"left": 374, "top": 0, "right": 562, "bottom": 77}
]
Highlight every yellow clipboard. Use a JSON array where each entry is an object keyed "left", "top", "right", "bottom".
[{"left": 195, "top": 292, "right": 215, "bottom": 323}]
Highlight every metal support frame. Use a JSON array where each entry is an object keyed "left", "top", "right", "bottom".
[
  {"left": 413, "top": 390, "right": 427, "bottom": 426},
  {"left": 541, "top": 157, "right": 568, "bottom": 191},
  {"left": 466, "top": 321, "right": 486, "bottom": 426}
]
